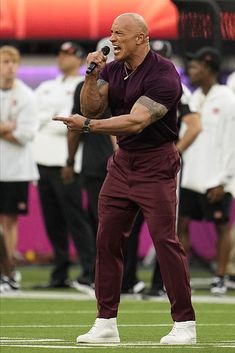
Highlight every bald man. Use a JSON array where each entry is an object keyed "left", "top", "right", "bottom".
[{"left": 54, "top": 13, "right": 196, "bottom": 345}]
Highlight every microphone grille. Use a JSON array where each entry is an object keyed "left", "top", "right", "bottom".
[{"left": 101, "top": 46, "right": 110, "bottom": 56}]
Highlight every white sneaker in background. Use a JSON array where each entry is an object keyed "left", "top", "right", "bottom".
[
  {"left": 160, "top": 321, "right": 196, "bottom": 345},
  {"left": 72, "top": 279, "right": 95, "bottom": 297},
  {"left": 12, "top": 270, "right": 22, "bottom": 284},
  {"left": 132, "top": 281, "right": 146, "bottom": 294},
  {"left": 210, "top": 276, "right": 227, "bottom": 295},
  {"left": 76, "top": 318, "right": 120, "bottom": 343},
  {"left": 0, "top": 275, "right": 20, "bottom": 293}
]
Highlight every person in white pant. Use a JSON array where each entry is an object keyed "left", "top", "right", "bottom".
[
  {"left": 0, "top": 45, "right": 39, "bottom": 292},
  {"left": 178, "top": 47, "right": 235, "bottom": 295}
]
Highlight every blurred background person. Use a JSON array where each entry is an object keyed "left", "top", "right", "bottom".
[
  {"left": 62, "top": 38, "right": 116, "bottom": 292},
  {"left": 225, "top": 71, "right": 235, "bottom": 290},
  {"left": 32, "top": 42, "right": 96, "bottom": 291},
  {"left": 0, "top": 45, "right": 39, "bottom": 292},
  {"left": 122, "top": 40, "right": 202, "bottom": 297},
  {"left": 178, "top": 47, "right": 235, "bottom": 295},
  {"left": 227, "top": 71, "right": 235, "bottom": 93}
]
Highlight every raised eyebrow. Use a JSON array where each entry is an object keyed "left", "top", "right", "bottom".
[{"left": 136, "top": 95, "right": 168, "bottom": 116}]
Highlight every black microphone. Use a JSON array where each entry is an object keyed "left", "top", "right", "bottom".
[{"left": 86, "top": 46, "right": 110, "bottom": 75}]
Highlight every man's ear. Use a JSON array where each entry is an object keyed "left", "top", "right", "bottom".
[{"left": 136, "top": 33, "right": 145, "bottom": 44}]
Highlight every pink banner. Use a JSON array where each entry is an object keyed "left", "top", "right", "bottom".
[{"left": 18, "top": 184, "right": 235, "bottom": 261}]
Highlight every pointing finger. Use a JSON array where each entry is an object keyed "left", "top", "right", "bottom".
[{"left": 53, "top": 116, "right": 68, "bottom": 122}]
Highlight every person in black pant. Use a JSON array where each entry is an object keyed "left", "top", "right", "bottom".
[
  {"left": 33, "top": 43, "right": 96, "bottom": 290},
  {"left": 37, "top": 166, "right": 96, "bottom": 289}
]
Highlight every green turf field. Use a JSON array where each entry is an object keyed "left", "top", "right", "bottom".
[{"left": 1, "top": 266, "right": 235, "bottom": 352}]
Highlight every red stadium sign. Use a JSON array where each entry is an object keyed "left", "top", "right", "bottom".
[{"left": 0, "top": 0, "right": 178, "bottom": 40}]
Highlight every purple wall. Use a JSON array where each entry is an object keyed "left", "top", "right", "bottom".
[
  {"left": 18, "top": 185, "right": 235, "bottom": 260},
  {"left": 18, "top": 65, "right": 86, "bottom": 89}
]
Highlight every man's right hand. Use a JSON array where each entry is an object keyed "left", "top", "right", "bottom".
[
  {"left": 61, "top": 166, "right": 75, "bottom": 184},
  {"left": 86, "top": 50, "right": 107, "bottom": 76}
]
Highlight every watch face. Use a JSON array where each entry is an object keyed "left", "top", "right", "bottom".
[{"left": 82, "top": 125, "right": 90, "bottom": 133}]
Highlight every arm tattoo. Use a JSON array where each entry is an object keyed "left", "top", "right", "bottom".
[
  {"left": 137, "top": 96, "right": 168, "bottom": 123},
  {"left": 97, "top": 79, "right": 108, "bottom": 89}
]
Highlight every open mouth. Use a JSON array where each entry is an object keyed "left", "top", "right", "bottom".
[{"left": 113, "top": 46, "right": 121, "bottom": 55}]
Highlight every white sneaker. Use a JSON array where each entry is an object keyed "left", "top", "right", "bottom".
[
  {"left": 210, "top": 276, "right": 227, "bottom": 295},
  {"left": 133, "top": 281, "right": 146, "bottom": 294},
  {"left": 76, "top": 318, "right": 120, "bottom": 343},
  {"left": 72, "top": 279, "right": 95, "bottom": 298},
  {"left": 160, "top": 321, "right": 196, "bottom": 345}
]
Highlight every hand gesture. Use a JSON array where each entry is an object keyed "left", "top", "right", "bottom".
[{"left": 53, "top": 114, "right": 85, "bottom": 132}]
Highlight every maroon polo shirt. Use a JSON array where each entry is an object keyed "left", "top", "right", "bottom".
[{"left": 100, "top": 50, "right": 182, "bottom": 150}]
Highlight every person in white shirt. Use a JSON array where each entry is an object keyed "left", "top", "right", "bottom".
[
  {"left": 0, "top": 46, "right": 39, "bottom": 292},
  {"left": 225, "top": 71, "right": 235, "bottom": 290},
  {"left": 227, "top": 71, "right": 235, "bottom": 93},
  {"left": 178, "top": 47, "right": 235, "bottom": 295},
  {"left": 33, "top": 42, "right": 96, "bottom": 290}
]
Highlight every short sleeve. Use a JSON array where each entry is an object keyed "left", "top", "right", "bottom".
[{"left": 144, "top": 65, "right": 182, "bottom": 110}]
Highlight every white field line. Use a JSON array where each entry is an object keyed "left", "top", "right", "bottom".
[
  {"left": 1, "top": 338, "right": 235, "bottom": 349},
  {"left": 1, "top": 342, "right": 235, "bottom": 350},
  {"left": 1, "top": 323, "right": 235, "bottom": 328},
  {"left": 0, "top": 338, "right": 64, "bottom": 342},
  {"left": 0, "top": 291, "right": 92, "bottom": 301},
  {"left": 1, "top": 291, "right": 235, "bottom": 304}
]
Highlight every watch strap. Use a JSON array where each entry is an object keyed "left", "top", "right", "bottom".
[{"left": 82, "top": 118, "right": 91, "bottom": 133}]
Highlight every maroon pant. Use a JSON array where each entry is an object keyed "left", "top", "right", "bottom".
[{"left": 95, "top": 143, "right": 195, "bottom": 322}]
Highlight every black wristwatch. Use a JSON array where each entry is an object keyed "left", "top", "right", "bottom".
[
  {"left": 66, "top": 158, "right": 75, "bottom": 167},
  {"left": 82, "top": 118, "right": 91, "bottom": 134}
]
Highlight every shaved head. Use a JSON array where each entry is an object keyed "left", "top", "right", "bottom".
[
  {"left": 114, "top": 13, "right": 148, "bottom": 35},
  {"left": 110, "top": 12, "right": 150, "bottom": 65}
]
